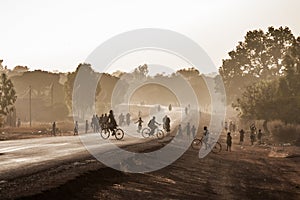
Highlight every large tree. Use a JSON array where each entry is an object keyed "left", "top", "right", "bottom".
[
  {"left": 234, "top": 36, "right": 300, "bottom": 128},
  {"left": 219, "top": 26, "right": 295, "bottom": 102},
  {"left": 64, "top": 63, "right": 101, "bottom": 119},
  {"left": 0, "top": 73, "right": 17, "bottom": 126}
]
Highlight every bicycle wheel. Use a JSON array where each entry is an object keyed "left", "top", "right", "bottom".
[
  {"left": 101, "top": 129, "right": 110, "bottom": 139},
  {"left": 191, "top": 139, "right": 202, "bottom": 150},
  {"left": 115, "top": 128, "right": 124, "bottom": 140},
  {"left": 156, "top": 129, "right": 164, "bottom": 139},
  {"left": 142, "top": 128, "right": 151, "bottom": 138},
  {"left": 212, "top": 142, "right": 222, "bottom": 153}
]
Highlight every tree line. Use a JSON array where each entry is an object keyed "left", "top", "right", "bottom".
[{"left": 219, "top": 26, "right": 300, "bottom": 130}]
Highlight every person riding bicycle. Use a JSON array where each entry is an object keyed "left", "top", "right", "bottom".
[
  {"left": 148, "top": 116, "right": 160, "bottom": 135},
  {"left": 108, "top": 110, "right": 117, "bottom": 136},
  {"left": 203, "top": 126, "right": 210, "bottom": 149}
]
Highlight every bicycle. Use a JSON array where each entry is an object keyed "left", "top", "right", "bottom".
[
  {"left": 191, "top": 136, "right": 222, "bottom": 153},
  {"left": 99, "top": 124, "right": 124, "bottom": 140},
  {"left": 141, "top": 126, "right": 164, "bottom": 139}
]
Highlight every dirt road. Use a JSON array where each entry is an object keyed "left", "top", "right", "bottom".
[{"left": 1, "top": 133, "right": 299, "bottom": 200}]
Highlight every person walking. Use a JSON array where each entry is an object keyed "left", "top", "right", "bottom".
[
  {"left": 74, "top": 121, "right": 79, "bottom": 135},
  {"left": 226, "top": 132, "right": 232, "bottom": 152},
  {"left": 52, "top": 121, "right": 56, "bottom": 136},
  {"left": 203, "top": 126, "right": 210, "bottom": 149},
  {"left": 257, "top": 129, "right": 263, "bottom": 144},
  {"left": 191, "top": 125, "right": 196, "bottom": 138},
  {"left": 85, "top": 120, "right": 89, "bottom": 133},
  {"left": 239, "top": 129, "right": 245, "bottom": 145}
]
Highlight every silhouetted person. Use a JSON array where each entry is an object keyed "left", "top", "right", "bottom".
[
  {"left": 126, "top": 113, "right": 131, "bottom": 126},
  {"left": 168, "top": 104, "right": 172, "bottom": 111},
  {"left": 250, "top": 123, "right": 256, "bottom": 145},
  {"left": 185, "top": 107, "right": 188, "bottom": 115},
  {"left": 226, "top": 132, "right": 232, "bottom": 152},
  {"left": 191, "top": 125, "right": 196, "bottom": 138},
  {"left": 95, "top": 115, "right": 100, "bottom": 132},
  {"left": 74, "top": 121, "right": 79, "bottom": 135},
  {"left": 162, "top": 115, "right": 170, "bottom": 132},
  {"left": 165, "top": 115, "right": 170, "bottom": 132},
  {"left": 148, "top": 116, "right": 160, "bottom": 135},
  {"left": 108, "top": 110, "right": 117, "bottom": 135},
  {"left": 203, "top": 126, "right": 210, "bottom": 149},
  {"left": 224, "top": 121, "right": 228, "bottom": 132},
  {"left": 52, "top": 121, "right": 56, "bottom": 136},
  {"left": 92, "top": 115, "right": 97, "bottom": 132},
  {"left": 232, "top": 122, "right": 236, "bottom": 133},
  {"left": 257, "top": 129, "right": 263, "bottom": 144},
  {"left": 185, "top": 122, "right": 191, "bottom": 138},
  {"left": 135, "top": 117, "right": 143, "bottom": 133},
  {"left": 103, "top": 113, "right": 108, "bottom": 128},
  {"left": 85, "top": 120, "right": 89, "bottom": 133},
  {"left": 17, "top": 118, "right": 21, "bottom": 127},
  {"left": 119, "top": 113, "right": 124, "bottom": 126},
  {"left": 177, "top": 124, "right": 182, "bottom": 137},
  {"left": 99, "top": 114, "right": 103, "bottom": 129},
  {"left": 239, "top": 129, "right": 245, "bottom": 144}
]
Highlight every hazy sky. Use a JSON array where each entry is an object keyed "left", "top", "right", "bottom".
[{"left": 0, "top": 0, "right": 300, "bottom": 73}]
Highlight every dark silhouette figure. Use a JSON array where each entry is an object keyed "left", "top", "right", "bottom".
[
  {"left": 52, "top": 121, "right": 56, "bottom": 136},
  {"left": 103, "top": 113, "right": 108, "bottom": 128},
  {"left": 185, "top": 107, "right": 188, "bottom": 115},
  {"left": 250, "top": 123, "right": 256, "bottom": 145},
  {"left": 226, "top": 132, "right": 232, "bottom": 152},
  {"left": 17, "top": 118, "right": 21, "bottom": 127},
  {"left": 108, "top": 110, "right": 117, "bottom": 135},
  {"left": 148, "top": 116, "right": 160, "bottom": 135},
  {"left": 85, "top": 120, "right": 88, "bottom": 133},
  {"left": 74, "top": 121, "right": 79, "bottom": 135},
  {"left": 257, "top": 129, "right": 263, "bottom": 144},
  {"left": 224, "top": 121, "right": 228, "bottom": 132},
  {"left": 168, "top": 104, "right": 172, "bottom": 111},
  {"left": 118, "top": 113, "right": 124, "bottom": 126},
  {"left": 126, "top": 113, "right": 131, "bottom": 126},
  {"left": 92, "top": 115, "right": 97, "bottom": 132},
  {"left": 95, "top": 115, "right": 100, "bottom": 132},
  {"left": 191, "top": 125, "right": 196, "bottom": 138},
  {"left": 232, "top": 122, "right": 236, "bottom": 133},
  {"left": 239, "top": 129, "right": 245, "bottom": 144},
  {"left": 177, "top": 124, "right": 182, "bottom": 137},
  {"left": 185, "top": 122, "right": 191, "bottom": 138},
  {"left": 203, "top": 126, "right": 210, "bottom": 149},
  {"left": 135, "top": 117, "right": 143, "bottom": 132},
  {"left": 162, "top": 115, "right": 171, "bottom": 132}
]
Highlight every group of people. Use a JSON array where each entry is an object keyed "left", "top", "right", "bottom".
[
  {"left": 239, "top": 124, "right": 263, "bottom": 145},
  {"left": 135, "top": 115, "right": 171, "bottom": 135},
  {"left": 176, "top": 123, "right": 197, "bottom": 139},
  {"left": 224, "top": 121, "right": 237, "bottom": 133},
  {"left": 118, "top": 113, "right": 131, "bottom": 126}
]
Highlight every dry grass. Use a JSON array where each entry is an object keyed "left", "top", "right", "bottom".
[{"left": 268, "top": 120, "right": 300, "bottom": 145}]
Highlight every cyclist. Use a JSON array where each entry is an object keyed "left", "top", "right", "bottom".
[
  {"left": 148, "top": 116, "right": 161, "bottom": 135},
  {"left": 203, "top": 126, "right": 210, "bottom": 149},
  {"left": 108, "top": 110, "right": 117, "bottom": 136}
]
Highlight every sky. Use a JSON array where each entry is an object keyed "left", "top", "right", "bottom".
[{"left": 0, "top": 0, "right": 300, "bottom": 74}]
